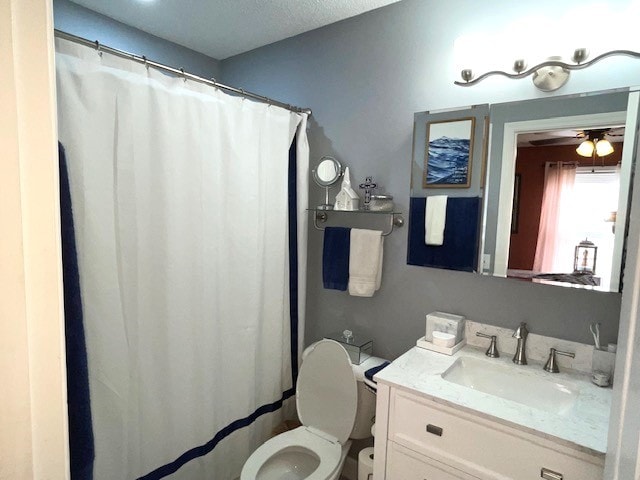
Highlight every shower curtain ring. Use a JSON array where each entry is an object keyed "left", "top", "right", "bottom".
[
  {"left": 94, "top": 40, "right": 103, "bottom": 57},
  {"left": 180, "top": 68, "right": 187, "bottom": 82},
  {"left": 142, "top": 56, "right": 149, "bottom": 69}
]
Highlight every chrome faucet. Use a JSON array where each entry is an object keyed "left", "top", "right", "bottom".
[
  {"left": 512, "top": 322, "right": 529, "bottom": 365},
  {"left": 543, "top": 348, "right": 575, "bottom": 373},
  {"left": 476, "top": 332, "right": 499, "bottom": 358}
]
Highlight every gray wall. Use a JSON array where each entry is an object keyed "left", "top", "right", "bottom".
[
  {"left": 222, "top": 0, "right": 640, "bottom": 359},
  {"left": 53, "top": 0, "right": 221, "bottom": 79}
]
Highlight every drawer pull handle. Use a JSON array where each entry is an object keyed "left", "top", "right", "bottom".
[
  {"left": 426, "top": 424, "right": 443, "bottom": 436},
  {"left": 541, "top": 467, "right": 563, "bottom": 480}
]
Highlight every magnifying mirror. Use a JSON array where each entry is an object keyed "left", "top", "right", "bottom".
[{"left": 312, "top": 156, "right": 343, "bottom": 210}]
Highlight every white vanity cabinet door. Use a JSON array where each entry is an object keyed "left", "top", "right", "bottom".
[
  {"left": 388, "top": 389, "right": 604, "bottom": 480},
  {"left": 387, "top": 441, "right": 480, "bottom": 480}
]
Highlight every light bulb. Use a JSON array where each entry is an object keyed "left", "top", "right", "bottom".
[
  {"left": 576, "top": 140, "right": 595, "bottom": 157},
  {"left": 595, "top": 139, "right": 614, "bottom": 156}
]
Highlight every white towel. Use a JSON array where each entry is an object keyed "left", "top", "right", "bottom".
[
  {"left": 425, "top": 195, "right": 448, "bottom": 245},
  {"left": 348, "top": 229, "right": 384, "bottom": 297}
]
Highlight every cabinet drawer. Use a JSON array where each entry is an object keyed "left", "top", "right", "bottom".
[
  {"left": 389, "top": 389, "right": 604, "bottom": 480},
  {"left": 387, "top": 441, "right": 480, "bottom": 480}
]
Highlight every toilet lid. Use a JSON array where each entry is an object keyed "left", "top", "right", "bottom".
[{"left": 296, "top": 340, "right": 358, "bottom": 444}]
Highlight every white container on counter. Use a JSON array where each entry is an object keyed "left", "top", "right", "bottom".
[{"left": 426, "top": 311, "right": 466, "bottom": 344}]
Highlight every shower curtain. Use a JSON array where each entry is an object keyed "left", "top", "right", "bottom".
[{"left": 55, "top": 38, "right": 308, "bottom": 480}]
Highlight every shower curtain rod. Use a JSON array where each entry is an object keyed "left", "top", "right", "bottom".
[{"left": 54, "top": 29, "right": 312, "bottom": 116}]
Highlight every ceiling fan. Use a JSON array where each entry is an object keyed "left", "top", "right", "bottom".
[{"left": 527, "top": 127, "right": 625, "bottom": 147}]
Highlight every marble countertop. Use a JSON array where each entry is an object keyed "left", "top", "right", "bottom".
[{"left": 375, "top": 345, "right": 611, "bottom": 455}]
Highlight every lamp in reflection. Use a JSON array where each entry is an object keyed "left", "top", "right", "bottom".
[
  {"left": 605, "top": 211, "right": 617, "bottom": 234},
  {"left": 574, "top": 239, "right": 598, "bottom": 274}
]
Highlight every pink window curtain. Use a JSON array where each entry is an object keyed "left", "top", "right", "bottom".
[{"left": 533, "top": 162, "right": 577, "bottom": 273}]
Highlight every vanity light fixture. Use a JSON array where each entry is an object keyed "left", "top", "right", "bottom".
[{"left": 455, "top": 48, "right": 640, "bottom": 92}]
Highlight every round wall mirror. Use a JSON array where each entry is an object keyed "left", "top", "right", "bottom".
[
  {"left": 312, "top": 156, "right": 343, "bottom": 210},
  {"left": 312, "top": 156, "right": 342, "bottom": 187}
]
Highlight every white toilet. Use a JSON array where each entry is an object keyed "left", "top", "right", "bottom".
[{"left": 240, "top": 339, "right": 383, "bottom": 480}]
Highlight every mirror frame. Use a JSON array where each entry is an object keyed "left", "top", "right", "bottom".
[{"left": 312, "top": 155, "right": 343, "bottom": 187}]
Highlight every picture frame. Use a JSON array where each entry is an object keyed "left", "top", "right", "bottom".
[{"left": 423, "top": 117, "right": 475, "bottom": 188}]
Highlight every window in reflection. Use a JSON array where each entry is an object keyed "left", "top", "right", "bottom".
[{"left": 507, "top": 129, "right": 624, "bottom": 289}]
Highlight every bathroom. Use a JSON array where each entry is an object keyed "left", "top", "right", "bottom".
[{"left": 3, "top": 0, "right": 640, "bottom": 479}]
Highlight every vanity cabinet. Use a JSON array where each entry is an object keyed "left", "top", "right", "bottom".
[{"left": 374, "top": 385, "right": 605, "bottom": 480}]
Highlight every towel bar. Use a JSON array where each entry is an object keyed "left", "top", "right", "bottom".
[{"left": 309, "top": 209, "right": 404, "bottom": 236}]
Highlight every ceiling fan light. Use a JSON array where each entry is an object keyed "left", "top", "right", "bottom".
[
  {"left": 576, "top": 140, "right": 595, "bottom": 157},
  {"left": 595, "top": 139, "right": 614, "bottom": 156}
]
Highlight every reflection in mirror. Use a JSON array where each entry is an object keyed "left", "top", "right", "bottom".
[
  {"left": 312, "top": 155, "right": 343, "bottom": 210},
  {"left": 407, "top": 105, "right": 489, "bottom": 273},
  {"left": 483, "top": 89, "right": 636, "bottom": 292},
  {"left": 507, "top": 131, "right": 623, "bottom": 291}
]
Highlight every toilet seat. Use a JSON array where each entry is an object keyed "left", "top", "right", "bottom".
[
  {"left": 240, "top": 426, "right": 342, "bottom": 480},
  {"left": 296, "top": 340, "right": 358, "bottom": 444},
  {"left": 241, "top": 340, "right": 358, "bottom": 479}
]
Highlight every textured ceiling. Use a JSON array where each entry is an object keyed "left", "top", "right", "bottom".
[{"left": 69, "top": 0, "right": 402, "bottom": 60}]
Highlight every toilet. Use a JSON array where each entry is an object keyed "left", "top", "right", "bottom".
[{"left": 240, "top": 339, "right": 383, "bottom": 480}]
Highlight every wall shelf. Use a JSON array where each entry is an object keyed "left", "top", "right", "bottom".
[{"left": 307, "top": 208, "right": 404, "bottom": 236}]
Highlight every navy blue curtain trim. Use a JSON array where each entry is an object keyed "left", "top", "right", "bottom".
[
  {"left": 59, "top": 143, "right": 95, "bottom": 480},
  {"left": 288, "top": 134, "right": 300, "bottom": 386},
  {"left": 137, "top": 388, "right": 296, "bottom": 480},
  {"left": 138, "top": 135, "right": 300, "bottom": 480}
]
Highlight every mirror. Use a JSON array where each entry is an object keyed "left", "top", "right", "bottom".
[
  {"left": 484, "top": 90, "right": 634, "bottom": 293},
  {"left": 313, "top": 155, "right": 342, "bottom": 186},
  {"left": 407, "top": 105, "right": 489, "bottom": 273},
  {"left": 312, "top": 155, "right": 343, "bottom": 210},
  {"left": 409, "top": 88, "right": 638, "bottom": 293}
]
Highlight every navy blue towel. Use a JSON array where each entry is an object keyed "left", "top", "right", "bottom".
[
  {"left": 364, "top": 361, "right": 391, "bottom": 384},
  {"left": 60, "top": 143, "right": 95, "bottom": 480},
  {"left": 322, "top": 227, "right": 351, "bottom": 290},
  {"left": 407, "top": 196, "right": 481, "bottom": 272}
]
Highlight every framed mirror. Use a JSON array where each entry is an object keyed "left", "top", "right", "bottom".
[
  {"left": 407, "top": 105, "right": 489, "bottom": 272},
  {"left": 483, "top": 89, "right": 636, "bottom": 292},
  {"left": 407, "top": 88, "right": 639, "bottom": 293},
  {"left": 312, "top": 155, "right": 343, "bottom": 210}
]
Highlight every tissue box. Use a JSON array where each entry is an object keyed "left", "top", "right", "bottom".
[
  {"left": 324, "top": 330, "right": 372, "bottom": 365},
  {"left": 426, "top": 312, "right": 465, "bottom": 344}
]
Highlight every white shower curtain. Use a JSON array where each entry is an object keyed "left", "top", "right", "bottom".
[{"left": 55, "top": 38, "right": 308, "bottom": 480}]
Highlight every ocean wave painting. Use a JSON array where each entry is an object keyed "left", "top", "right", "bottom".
[{"left": 424, "top": 118, "right": 474, "bottom": 187}]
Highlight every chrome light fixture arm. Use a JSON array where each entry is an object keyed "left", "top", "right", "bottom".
[{"left": 455, "top": 49, "right": 640, "bottom": 91}]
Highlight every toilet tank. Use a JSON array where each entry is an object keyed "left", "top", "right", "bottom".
[{"left": 350, "top": 356, "right": 385, "bottom": 439}]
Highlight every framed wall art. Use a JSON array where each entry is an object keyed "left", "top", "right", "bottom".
[{"left": 423, "top": 117, "right": 475, "bottom": 188}]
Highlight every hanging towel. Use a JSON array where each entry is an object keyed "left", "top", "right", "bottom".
[
  {"left": 348, "top": 229, "right": 384, "bottom": 297},
  {"left": 408, "top": 196, "right": 481, "bottom": 272},
  {"left": 322, "top": 227, "right": 351, "bottom": 290},
  {"left": 425, "top": 195, "right": 448, "bottom": 245}
]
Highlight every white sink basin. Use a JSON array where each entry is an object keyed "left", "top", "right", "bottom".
[{"left": 441, "top": 356, "right": 579, "bottom": 415}]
